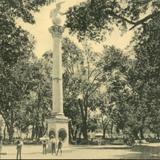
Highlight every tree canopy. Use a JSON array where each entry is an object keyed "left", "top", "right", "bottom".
[{"left": 66, "top": 0, "right": 160, "bottom": 41}]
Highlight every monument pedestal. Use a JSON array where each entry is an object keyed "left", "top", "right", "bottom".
[{"left": 46, "top": 114, "right": 69, "bottom": 147}]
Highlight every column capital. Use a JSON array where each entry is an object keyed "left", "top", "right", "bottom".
[{"left": 49, "top": 25, "right": 64, "bottom": 38}]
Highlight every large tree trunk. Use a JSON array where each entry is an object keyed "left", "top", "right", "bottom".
[
  {"left": 139, "top": 128, "right": 144, "bottom": 139},
  {"left": 78, "top": 99, "right": 88, "bottom": 140},
  {"left": 133, "top": 129, "right": 139, "bottom": 139},
  {"left": 7, "top": 125, "right": 14, "bottom": 142},
  {"left": 68, "top": 122, "right": 72, "bottom": 143},
  {"left": 110, "top": 122, "right": 113, "bottom": 138},
  {"left": 7, "top": 108, "right": 14, "bottom": 142},
  {"left": 81, "top": 119, "right": 88, "bottom": 140},
  {"left": 74, "top": 126, "right": 78, "bottom": 140},
  {"left": 31, "top": 124, "right": 35, "bottom": 140},
  {"left": 35, "top": 124, "right": 39, "bottom": 140},
  {"left": 3, "top": 125, "right": 6, "bottom": 140},
  {"left": 39, "top": 124, "right": 45, "bottom": 138},
  {"left": 102, "top": 127, "right": 106, "bottom": 139}
]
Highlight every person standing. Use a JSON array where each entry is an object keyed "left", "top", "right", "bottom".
[
  {"left": 50, "top": 136, "right": 56, "bottom": 155},
  {"left": 16, "top": 139, "right": 23, "bottom": 160},
  {"left": 42, "top": 140, "right": 47, "bottom": 154},
  {"left": 56, "top": 138, "right": 63, "bottom": 156}
]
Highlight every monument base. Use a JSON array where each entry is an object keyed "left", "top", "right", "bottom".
[{"left": 46, "top": 114, "right": 69, "bottom": 148}]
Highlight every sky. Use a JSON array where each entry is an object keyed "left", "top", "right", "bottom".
[{"left": 17, "top": 0, "right": 134, "bottom": 58}]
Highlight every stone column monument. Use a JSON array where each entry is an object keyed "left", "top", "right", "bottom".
[{"left": 46, "top": 1, "right": 69, "bottom": 146}]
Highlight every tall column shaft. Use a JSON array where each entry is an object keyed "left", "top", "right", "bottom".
[{"left": 49, "top": 26, "right": 64, "bottom": 115}]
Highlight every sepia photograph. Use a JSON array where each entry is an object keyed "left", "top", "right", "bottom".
[{"left": 0, "top": 0, "right": 160, "bottom": 159}]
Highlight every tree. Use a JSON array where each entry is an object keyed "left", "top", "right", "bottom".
[
  {"left": 62, "top": 38, "right": 83, "bottom": 140},
  {"left": 0, "top": 0, "right": 55, "bottom": 23},
  {"left": 92, "top": 95, "right": 113, "bottom": 139},
  {"left": 66, "top": 1, "right": 160, "bottom": 140},
  {"left": 101, "top": 46, "right": 135, "bottom": 138},
  {"left": 0, "top": 0, "right": 55, "bottom": 63},
  {"left": 128, "top": 11, "right": 160, "bottom": 139},
  {"left": 0, "top": 0, "right": 55, "bottom": 141},
  {"left": 15, "top": 57, "right": 52, "bottom": 140},
  {"left": 66, "top": 0, "right": 160, "bottom": 41},
  {"left": 62, "top": 38, "right": 106, "bottom": 140},
  {"left": 0, "top": 57, "right": 31, "bottom": 140}
]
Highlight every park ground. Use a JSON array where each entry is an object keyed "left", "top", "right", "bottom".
[{"left": 0, "top": 143, "right": 160, "bottom": 159}]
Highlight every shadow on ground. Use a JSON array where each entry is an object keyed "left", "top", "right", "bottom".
[{"left": 120, "top": 145, "right": 160, "bottom": 159}]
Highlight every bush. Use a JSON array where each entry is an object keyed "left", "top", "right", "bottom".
[
  {"left": 111, "top": 138, "right": 125, "bottom": 145},
  {"left": 23, "top": 140, "right": 40, "bottom": 145},
  {"left": 145, "top": 138, "right": 160, "bottom": 143},
  {"left": 78, "top": 139, "right": 89, "bottom": 145}
]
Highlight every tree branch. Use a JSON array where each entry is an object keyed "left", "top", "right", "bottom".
[
  {"left": 87, "top": 83, "right": 100, "bottom": 98},
  {"left": 107, "top": 11, "right": 135, "bottom": 25},
  {"left": 129, "top": 11, "right": 160, "bottom": 30},
  {"left": 108, "top": 10, "right": 160, "bottom": 30}
]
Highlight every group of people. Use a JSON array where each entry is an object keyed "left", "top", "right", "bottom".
[
  {"left": 42, "top": 136, "right": 63, "bottom": 156},
  {"left": 0, "top": 136, "right": 63, "bottom": 159},
  {"left": 15, "top": 136, "right": 63, "bottom": 160}
]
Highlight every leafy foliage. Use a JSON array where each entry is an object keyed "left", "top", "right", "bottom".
[
  {"left": 129, "top": 12, "right": 160, "bottom": 138},
  {"left": 0, "top": 0, "right": 55, "bottom": 140},
  {"left": 62, "top": 38, "right": 107, "bottom": 140},
  {"left": 66, "top": 0, "right": 160, "bottom": 41},
  {"left": 0, "top": 0, "right": 55, "bottom": 23}
]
